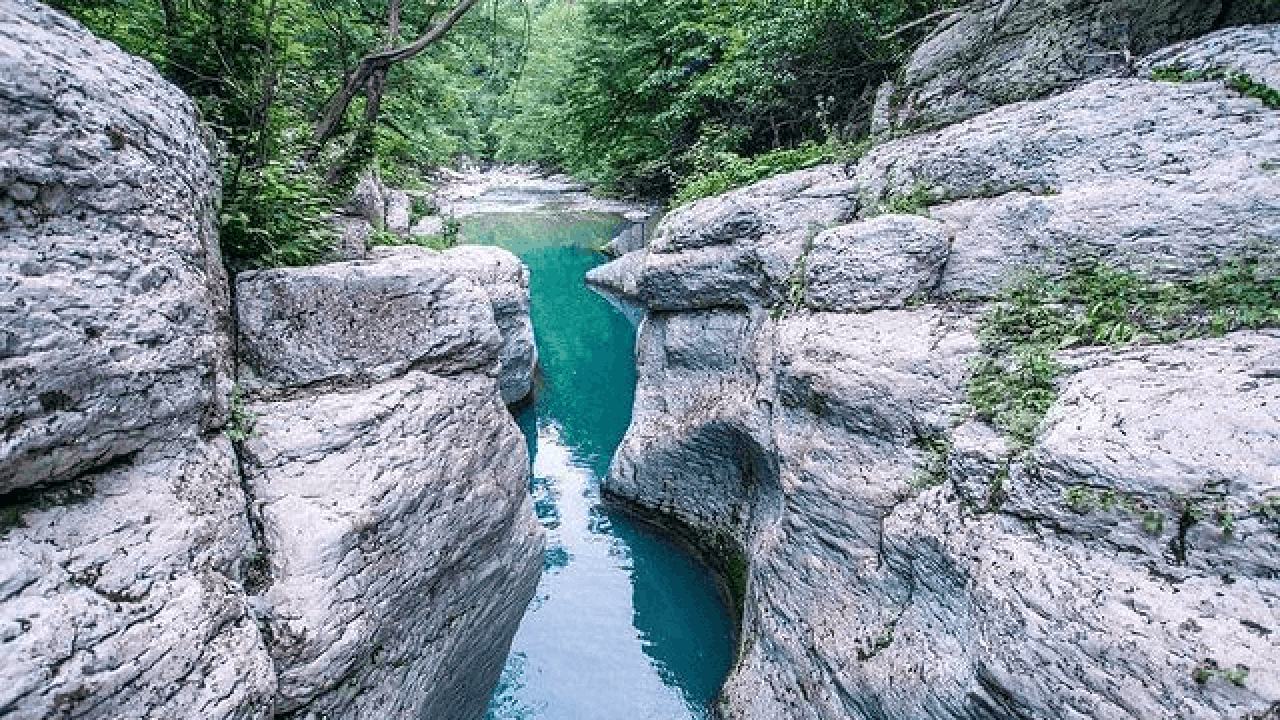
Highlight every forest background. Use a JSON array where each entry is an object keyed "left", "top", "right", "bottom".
[{"left": 52, "top": 0, "right": 971, "bottom": 268}]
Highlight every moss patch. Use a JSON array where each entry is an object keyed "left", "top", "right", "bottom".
[{"left": 968, "top": 259, "right": 1280, "bottom": 446}]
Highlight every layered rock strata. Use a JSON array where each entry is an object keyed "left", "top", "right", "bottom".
[
  {"left": 0, "top": 4, "right": 542, "bottom": 718},
  {"left": 592, "top": 25, "right": 1280, "bottom": 720}
]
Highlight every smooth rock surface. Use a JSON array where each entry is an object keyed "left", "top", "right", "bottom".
[{"left": 0, "top": 0, "right": 230, "bottom": 492}]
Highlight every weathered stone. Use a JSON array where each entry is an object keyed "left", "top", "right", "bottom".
[
  {"left": 385, "top": 189, "right": 412, "bottom": 235},
  {"left": 0, "top": 434, "right": 276, "bottom": 720},
  {"left": 597, "top": 26, "right": 1280, "bottom": 719},
  {"left": 0, "top": 0, "right": 230, "bottom": 493},
  {"left": 240, "top": 370, "right": 542, "bottom": 720},
  {"left": 443, "top": 245, "right": 539, "bottom": 405},
  {"left": 236, "top": 249, "right": 503, "bottom": 395},
  {"left": 1141, "top": 23, "right": 1280, "bottom": 89},
  {"left": 587, "top": 166, "right": 856, "bottom": 311},
  {"left": 410, "top": 214, "right": 446, "bottom": 238},
  {"left": 856, "top": 75, "right": 1280, "bottom": 298},
  {"left": 349, "top": 172, "right": 385, "bottom": 230},
  {"left": 881, "top": 0, "right": 1224, "bottom": 133},
  {"left": 804, "top": 215, "right": 951, "bottom": 312},
  {"left": 331, "top": 215, "right": 372, "bottom": 261}
]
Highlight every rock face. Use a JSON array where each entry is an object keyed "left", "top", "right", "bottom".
[
  {"left": 236, "top": 246, "right": 542, "bottom": 719},
  {"left": 1, "top": 5, "right": 543, "bottom": 719},
  {"left": 0, "top": 2, "right": 271, "bottom": 717},
  {"left": 594, "top": 25, "right": 1280, "bottom": 720},
  {"left": 876, "top": 0, "right": 1273, "bottom": 133},
  {"left": 0, "top": 0, "right": 231, "bottom": 494}
]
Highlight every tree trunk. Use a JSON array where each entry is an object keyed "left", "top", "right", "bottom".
[{"left": 309, "top": 0, "right": 482, "bottom": 156}]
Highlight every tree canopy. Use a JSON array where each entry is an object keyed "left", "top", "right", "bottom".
[{"left": 52, "top": 0, "right": 965, "bottom": 266}]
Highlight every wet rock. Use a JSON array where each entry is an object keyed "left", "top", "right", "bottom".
[
  {"left": 349, "top": 172, "right": 386, "bottom": 230},
  {"left": 587, "top": 166, "right": 856, "bottom": 311},
  {"left": 236, "top": 242, "right": 542, "bottom": 718},
  {"left": 0, "top": 0, "right": 231, "bottom": 493},
  {"left": 443, "top": 246, "right": 539, "bottom": 405},
  {"left": 332, "top": 215, "right": 372, "bottom": 261}
]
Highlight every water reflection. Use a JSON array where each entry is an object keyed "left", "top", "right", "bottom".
[{"left": 477, "top": 214, "right": 734, "bottom": 720}]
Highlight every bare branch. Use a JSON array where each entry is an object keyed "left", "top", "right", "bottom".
[{"left": 878, "top": 8, "right": 964, "bottom": 42}]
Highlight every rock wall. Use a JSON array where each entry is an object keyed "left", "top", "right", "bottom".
[
  {"left": 875, "top": 0, "right": 1279, "bottom": 135},
  {"left": 0, "top": 4, "right": 542, "bottom": 719},
  {"left": 236, "top": 246, "right": 542, "bottom": 720},
  {"left": 1, "top": 2, "right": 271, "bottom": 716},
  {"left": 593, "top": 24, "right": 1280, "bottom": 720}
]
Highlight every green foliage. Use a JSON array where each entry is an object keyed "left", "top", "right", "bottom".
[
  {"left": 1152, "top": 64, "right": 1280, "bottom": 109},
  {"left": 1226, "top": 666, "right": 1251, "bottom": 687},
  {"left": 969, "top": 259, "right": 1280, "bottom": 446},
  {"left": 967, "top": 346, "right": 1060, "bottom": 447},
  {"left": 0, "top": 505, "right": 27, "bottom": 535},
  {"left": 911, "top": 435, "right": 951, "bottom": 490},
  {"left": 492, "top": 0, "right": 960, "bottom": 196},
  {"left": 368, "top": 216, "right": 460, "bottom": 252},
  {"left": 670, "top": 137, "right": 860, "bottom": 206},
  {"left": 227, "top": 386, "right": 257, "bottom": 443},
  {"left": 878, "top": 182, "right": 938, "bottom": 216},
  {"left": 1194, "top": 662, "right": 1250, "bottom": 687},
  {"left": 221, "top": 160, "right": 335, "bottom": 271}
]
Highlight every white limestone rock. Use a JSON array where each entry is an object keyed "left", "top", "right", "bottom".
[
  {"left": 0, "top": 0, "right": 231, "bottom": 493},
  {"left": 239, "top": 370, "right": 542, "bottom": 720},
  {"left": 596, "top": 26, "right": 1280, "bottom": 720},
  {"left": 879, "top": 0, "right": 1225, "bottom": 133},
  {"left": 0, "top": 435, "right": 276, "bottom": 720}
]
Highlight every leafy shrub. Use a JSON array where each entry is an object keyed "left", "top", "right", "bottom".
[
  {"left": 672, "top": 142, "right": 836, "bottom": 207},
  {"left": 220, "top": 160, "right": 335, "bottom": 271}
]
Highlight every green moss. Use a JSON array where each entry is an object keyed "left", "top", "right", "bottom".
[
  {"left": 911, "top": 435, "right": 951, "bottom": 490},
  {"left": 968, "top": 259, "right": 1280, "bottom": 446},
  {"left": 1152, "top": 65, "right": 1280, "bottom": 109}
]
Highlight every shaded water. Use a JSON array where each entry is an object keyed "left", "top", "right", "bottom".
[{"left": 465, "top": 214, "right": 735, "bottom": 720}]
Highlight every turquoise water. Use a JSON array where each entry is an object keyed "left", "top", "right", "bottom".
[{"left": 466, "top": 214, "right": 735, "bottom": 720}]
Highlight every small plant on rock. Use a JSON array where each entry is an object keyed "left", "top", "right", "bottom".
[{"left": 227, "top": 387, "right": 257, "bottom": 443}]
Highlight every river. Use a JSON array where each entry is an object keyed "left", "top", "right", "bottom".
[{"left": 452, "top": 210, "right": 735, "bottom": 720}]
